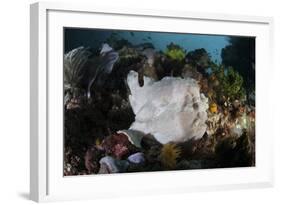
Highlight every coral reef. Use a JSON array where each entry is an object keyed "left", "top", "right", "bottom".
[{"left": 63, "top": 36, "right": 255, "bottom": 175}]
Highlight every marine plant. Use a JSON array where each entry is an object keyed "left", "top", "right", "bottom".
[
  {"left": 164, "top": 43, "right": 186, "bottom": 61},
  {"left": 211, "top": 64, "right": 245, "bottom": 101},
  {"left": 186, "top": 48, "right": 211, "bottom": 70},
  {"left": 221, "top": 37, "right": 255, "bottom": 94}
]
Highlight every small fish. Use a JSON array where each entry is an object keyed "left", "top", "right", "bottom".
[
  {"left": 147, "top": 36, "right": 152, "bottom": 40},
  {"left": 130, "top": 32, "right": 135, "bottom": 37}
]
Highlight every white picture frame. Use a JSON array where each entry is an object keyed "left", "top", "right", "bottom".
[{"left": 30, "top": 1, "right": 274, "bottom": 202}]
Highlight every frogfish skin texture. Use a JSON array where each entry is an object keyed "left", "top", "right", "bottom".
[{"left": 127, "top": 71, "right": 208, "bottom": 144}]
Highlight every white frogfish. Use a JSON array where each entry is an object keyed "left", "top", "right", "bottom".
[{"left": 127, "top": 71, "right": 208, "bottom": 144}]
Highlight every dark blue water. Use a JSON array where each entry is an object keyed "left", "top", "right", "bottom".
[{"left": 64, "top": 28, "right": 229, "bottom": 63}]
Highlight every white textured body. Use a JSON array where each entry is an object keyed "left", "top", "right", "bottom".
[{"left": 127, "top": 71, "right": 208, "bottom": 144}]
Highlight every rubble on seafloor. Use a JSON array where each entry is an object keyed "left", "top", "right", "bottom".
[{"left": 63, "top": 40, "right": 255, "bottom": 176}]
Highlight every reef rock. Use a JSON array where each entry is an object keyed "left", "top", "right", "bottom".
[
  {"left": 127, "top": 152, "right": 145, "bottom": 164},
  {"left": 127, "top": 71, "right": 208, "bottom": 144},
  {"left": 101, "top": 133, "right": 133, "bottom": 159},
  {"left": 99, "top": 156, "right": 129, "bottom": 174},
  {"left": 142, "top": 48, "right": 156, "bottom": 67}
]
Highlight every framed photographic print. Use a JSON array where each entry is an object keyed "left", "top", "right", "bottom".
[{"left": 30, "top": 2, "right": 274, "bottom": 202}]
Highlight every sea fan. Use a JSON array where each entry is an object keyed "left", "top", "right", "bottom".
[
  {"left": 63, "top": 44, "right": 119, "bottom": 101},
  {"left": 64, "top": 47, "right": 92, "bottom": 91},
  {"left": 159, "top": 143, "right": 181, "bottom": 169}
]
